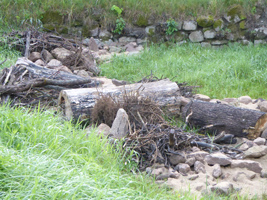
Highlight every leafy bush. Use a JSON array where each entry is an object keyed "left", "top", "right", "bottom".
[
  {"left": 166, "top": 18, "right": 178, "bottom": 35},
  {"left": 111, "top": 5, "right": 125, "bottom": 35}
]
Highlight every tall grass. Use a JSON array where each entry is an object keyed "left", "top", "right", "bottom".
[
  {"left": 100, "top": 43, "right": 267, "bottom": 99},
  {"left": 0, "top": 0, "right": 261, "bottom": 27},
  {"left": 0, "top": 105, "right": 184, "bottom": 199}
]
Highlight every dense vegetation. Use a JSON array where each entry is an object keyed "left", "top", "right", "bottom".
[
  {"left": 0, "top": 0, "right": 261, "bottom": 28},
  {"left": 101, "top": 43, "right": 267, "bottom": 99},
  {"left": 0, "top": 0, "right": 267, "bottom": 199}
]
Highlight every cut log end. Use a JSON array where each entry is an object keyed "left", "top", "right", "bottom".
[
  {"left": 58, "top": 91, "right": 73, "bottom": 120},
  {"left": 244, "top": 113, "right": 267, "bottom": 139}
]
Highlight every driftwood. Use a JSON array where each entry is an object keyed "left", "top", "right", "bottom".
[
  {"left": 182, "top": 100, "right": 267, "bottom": 139},
  {"left": 58, "top": 79, "right": 184, "bottom": 120}
]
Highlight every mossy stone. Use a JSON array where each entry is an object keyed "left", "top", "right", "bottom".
[
  {"left": 239, "top": 21, "right": 246, "bottom": 30},
  {"left": 213, "top": 19, "right": 224, "bottom": 31},
  {"left": 41, "top": 11, "right": 64, "bottom": 25},
  {"left": 136, "top": 16, "right": 148, "bottom": 27},
  {"left": 228, "top": 23, "right": 239, "bottom": 33},
  {"left": 197, "top": 16, "right": 214, "bottom": 27},
  {"left": 227, "top": 5, "right": 246, "bottom": 22}
]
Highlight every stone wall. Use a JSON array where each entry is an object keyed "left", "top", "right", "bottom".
[{"left": 41, "top": 4, "right": 267, "bottom": 47}]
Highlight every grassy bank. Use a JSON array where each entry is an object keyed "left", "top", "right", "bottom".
[
  {"left": 0, "top": 104, "right": 185, "bottom": 199},
  {"left": 0, "top": 0, "right": 261, "bottom": 28},
  {"left": 101, "top": 43, "right": 267, "bottom": 100}
]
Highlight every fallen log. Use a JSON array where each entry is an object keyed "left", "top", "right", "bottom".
[
  {"left": 15, "top": 57, "right": 85, "bottom": 80},
  {"left": 58, "top": 79, "right": 184, "bottom": 121},
  {"left": 182, "top": 100, "right": 267, "bottom": 139}
]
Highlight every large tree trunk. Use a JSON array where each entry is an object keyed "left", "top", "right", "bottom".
[
  {"left": 58, "top": 79, "right": 185, "bottom": 121},
  {"left": 182, "top": 100, "right": 267, "bottom": 139}
]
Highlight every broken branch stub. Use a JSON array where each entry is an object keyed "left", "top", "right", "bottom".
[
  {"left": 58, "top": 79, "right": 182, "bottom": 121},
  {"left": 182, "top": 100, "right": 267, "bottom": 139}
]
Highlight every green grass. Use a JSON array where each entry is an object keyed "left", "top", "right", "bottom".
[
  {"left": 0, "top": 0, "right": 261, "bottom": 28},
  {"left": 100, "top": 43, "right": 267, "bottom": 100},
  {"left": 0, "top": 105, "right": 186, "bottom": 199}
]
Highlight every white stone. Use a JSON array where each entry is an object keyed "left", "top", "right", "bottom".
[
  {"left": 189, "top": 31, "right": 204, "bottom": 43},
  {"left": 194, "top": 94, "right": 210, "bottom": 102},
  {"left": 110, "top": 108, "right": 129, "bottom": 139},
  {"left": 51, "top": 48, "right": 72, "bottom": 61},
  {"left": 47, "top": 59, "right": 62, "bottom": 67},
  {"left": 238, "top": 96, "right": 252, "bottom": 104},
  {"left": 204, "top": 30, "right": 216, "bottom": 39},
  {"left": 183, "top": 21, "right": 197, "bottom": 31}
]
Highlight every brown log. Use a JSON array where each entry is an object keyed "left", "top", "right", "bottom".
[
  {"left": 182, "top": 100, "right": 267, "bottom": 139},
  {"left": 58, "top": 79, "right": 182, "bottom": 121}
]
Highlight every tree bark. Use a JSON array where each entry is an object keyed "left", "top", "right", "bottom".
[
  {"left": 182, "top": 100, "right": 267, "bottom": 139},
  {"left": 58, "top": 79, "right": 183, "bottom": 121}
]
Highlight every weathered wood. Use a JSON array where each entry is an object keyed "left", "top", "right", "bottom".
[
  {"left": 182, "top": 100, "right": 267, "bottom": 139},
  {"left": 58, "top": 79, "right": 182, "bottom": 120},
  {"left": 24, "top": 31, "right": 31, "bottom": 58},
  {"left": 15, "top": 57, "right": 86, "bottom": 81}
]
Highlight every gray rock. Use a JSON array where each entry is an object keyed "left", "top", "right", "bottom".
[
  {"left": 238, "top": 96, "right": 252, "bottom": 104},
  {"left": 42, "top": 49, "right": 54, "bottom": 62},
  {"left": 95, "top": 123, "right": 110, "bottom": 137},
  {"left": 177, "top": 163, "right": 191, "bottom": 175},
  {"left": 118, "top": 37, "right": 136, "bottom": 44},
  {"left": 189, "top": 31, "right": 204, "bottom": 43},
  {"left": 222, "top": 98, "right": 238, "bottom": 104},
  {"left": 169, "top": 154, "right": 186, "bottom": 165},
  {"left": 212, "top": 164, "right": 222, "bottom": 178},
  {"left": 48, "top": 65, "right": 72, "bottom": 73},
  {"left": 137, "top": 38, "right": 147, "bottom": 45},
  {"left": 213, "top": 19, "right": 224, "bottom": 32},
  {"left": 253, "top": 137, "right": 266, "bottom": 146},
  {"left": 29, "top": 52, "right": 41, "bottom": 62},
  {"left": 205, "top": 152, "right": 232, "bottom": 166},
  {"left": 231, "top": 160, "right": 262, "bottom": 173},
  {"left": 77, "top": 70, "right": 90, "bottom": 78},
  {"left": 259, "top": 101, "right": 267, "bottom": 112},
  {"left": 201, "top": 42, "right": 211, "bottom": 48},
  {"left": 194, "top": 161, "right": 206, "bottom": 174},
  {"left": 109, "top": 46, "right": 122, "bottom": 53},
  {"left": 254, "top": 40, "right": 266, "bottom": 46},
  {"left": 124, "top": 42, "right": 138, "bottom": 52},
  {"left": 211, "top": 40, "right": 228, "bottom": 46},
  {"left": 51, "top": 48, "right": 72, "bottom": 61},
  {"left": 194, "top": 94, "right": 210, "bottom": 101},
  {"left": 233, "top": 171, "right": 256, "bottom": 182},
  {"left": 47, "top": 59, "right": 62, "bottom": 67},
  {"left": 110, "top": 108, "right": 129, "bottom": 139},
  {"left": 185, "top": 157, "right": 196, "bottom": 167},
  {"left": 209, "top": 182, "right": 234, "bottom": 195},
  {"left": 99, "top": 29, "right": 112, "bottom": 40},
  {"left": 35, "top": 59, "right": 45, "bottom": 66},
  {"left": 88, "top": 37, "right": 99, "bottom": 51},
  {"left": 243, "top": 145, "right": 267, "bottom": 158},
  {"left": 183, "top": 21, "right": 197, "bottom": 31},
  {"left": 188, "top": 174, "right": 199, "bottom": 181},
  {"left": 240, "top": 39, "right": 253, "bottom": 46},
  {"left": 204, "top": 30, "right": 216, "bottom": 39},
  {"left": 188, "top": 151, "right": 209, "bottom": 162}
]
